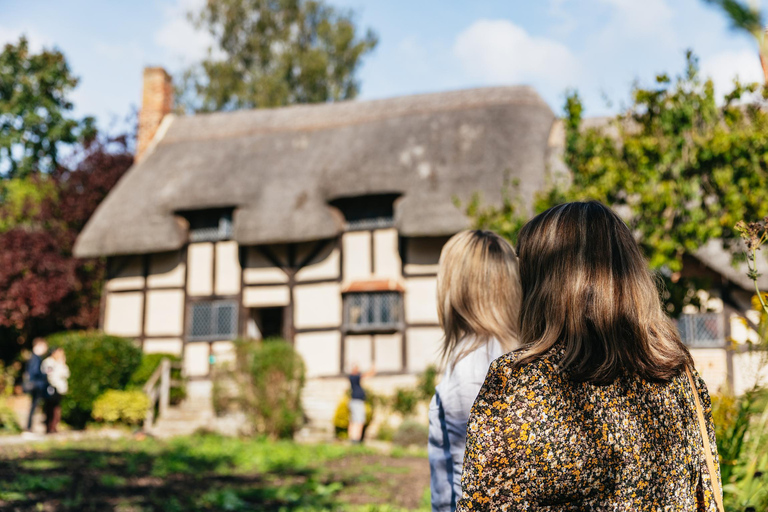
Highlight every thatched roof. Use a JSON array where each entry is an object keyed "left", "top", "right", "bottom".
[{"left": 74, "top": 86, "right": 558, "bottom": 257}]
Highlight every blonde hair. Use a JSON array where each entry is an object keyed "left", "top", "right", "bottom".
[{"left": 437, "top": 230, "right": 521, "bottom": 366}]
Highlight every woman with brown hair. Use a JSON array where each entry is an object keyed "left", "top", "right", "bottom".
[{"left": 457, "top": 202, "right": 723, "bottom": 511}]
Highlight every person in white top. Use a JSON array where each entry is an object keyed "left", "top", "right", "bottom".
[
  {"left": 428, "top": 230, "right": 522, "bottom": 512},
  {"left": 41, "top": 347, "right": 69, "bottom": 434}
]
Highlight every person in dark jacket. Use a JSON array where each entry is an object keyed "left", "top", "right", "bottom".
[
  {"left": 25, "top": 338, "right": 49, "bottom": 432},
  {"left": 348, "top": 363, "right": 375, "bottom": 443}
]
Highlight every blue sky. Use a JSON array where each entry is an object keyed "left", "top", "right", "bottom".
[{"left": 2, "top": 0, "right": 767, "bottom": 131}]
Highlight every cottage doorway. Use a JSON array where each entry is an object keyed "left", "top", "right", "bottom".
[{"left": 247, "top": 307, "right": 285, "bottom": 340}]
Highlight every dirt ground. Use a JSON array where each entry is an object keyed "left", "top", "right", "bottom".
[{"left": 0, "top": 439, "right": 430, "bottom": 511}]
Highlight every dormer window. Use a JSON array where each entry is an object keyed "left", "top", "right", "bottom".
[
  {"left": 330, "top": 194, "right": 399, "bottom": 231},
  {"left": 184, "top": 208, "right": 234, "bottom": 242}
]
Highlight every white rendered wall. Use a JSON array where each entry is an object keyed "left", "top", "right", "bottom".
[
  {"left": 148, "top": 251, "right": 185, "bottom": 288},
  {"left": 106, "top": 256, "right": 144, "bottom": 291},
  {"left": 406, "top": 327, "right": 443, "bottom": 373},
  {"left": 143, "top": 338, "right": 183, "bottom": 356},
  {"left": 187, "top": 243, "right": 213, "bottom": 296},
  {"left": 215, "top": 241, "right": 241, "bottom": 296},
  {"left": 243, "top": 286, "right": 290, "bottom": 307},
  {"left": 294, "top": 283, "right": 342, "bottom": 329},
  {"left": 373, "top": 229, "right": 400, "bottom": 279},
  {"left": 104, "top": 292, "right": 144, "bottom": 337},
  {"left": 244, "top": 248, "right": 288, "bottom": 284},
  {"left": 405, "top": 277, "right": 438, "bottom": 324},
  {"left": 144, "top": 289, "right": 184, "bottom": 337},
  {"left": 295, "top": 331, "right": 342, "bottom": 377},
  {"left": 691, "top": 348, "right": 729, "bottom": 394},
  {"left": 297, "top": 246, "right": 340, "bottom": 281},
  {"left": 342, "top": 231, "right": 371, "bottom": 281}
]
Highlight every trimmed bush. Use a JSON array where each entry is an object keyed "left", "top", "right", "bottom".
[
  {"left": 47, "top": 331, "right": 142, "bottom": 428},
  {"left": 392, "top": 420, "right": 429, "bottom": 447},
  {"left": 128, "top": 353, "right": 186, "bottom": 405},
  {"left": 92, "top": 390, "right": 150, "bottom": 425}
]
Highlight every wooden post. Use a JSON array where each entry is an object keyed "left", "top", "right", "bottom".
[{"left": 160, "top": 358, "right": 171, "bottom": 417}]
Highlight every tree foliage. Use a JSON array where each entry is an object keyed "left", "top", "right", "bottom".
[
  {"left": 561, "top": 52, "right": 768, "bottom": 272},
  {"left": 0, "top": 136, "right": 132, "bottom": 356},
  {"left": 0, "top": 37, "right": 95, "bottom": 178},
  {"left": 180, "top": 0, "right": 378, "bottom": 112},
  {"left": 467, "top": 52, "right": 768, "bottom": 313}
]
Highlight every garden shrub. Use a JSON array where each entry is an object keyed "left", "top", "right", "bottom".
[
  {"left": 392, "top": 420, "right": 428, "bottom": 447},
  {"left": 375, "top": 421, "right": 395, "bottom": 442},
  {"left": 92, "top": 390, "right": 150, "bottom": 425},
  {"left": 214, "top": 338, "right": 306, "bottom": 439},
  {"left": 0, "top": 401, "right": 20, "bottom": 434},
  {"left": 47, "top": 331, "right": 142, "bottom": 428},
  {"left": 391, "top": 387, "right": 420, "bottom": 417},
  {"left": 128, "top": 353, "right": 186, "bottom": 405},
  {"left": 247, "top": 339, "right": 305, "bottom": 438},
  {"left": 0, "top": 362, "right": 20, "bottom": 434},
  {"left": 332, "top": 392, "right": 374, "bottom": 439},
  {"left": 416, "top": 365, "right": 439, "bottom": 401}
]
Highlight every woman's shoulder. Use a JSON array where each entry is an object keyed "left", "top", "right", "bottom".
[{"left": 480, "top": 345, "right": 565, "bottom": 397}]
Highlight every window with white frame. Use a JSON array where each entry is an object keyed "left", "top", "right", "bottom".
[
  {"left": 344, "top": 292, "right": 403, "bottom": 332},
  {"left": 189, "top": 300, "right": 239, "bottom": 341}
]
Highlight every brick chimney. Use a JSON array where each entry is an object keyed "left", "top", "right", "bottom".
[{"left": 136, "top": 67, "right": 173, "bottom": 161}]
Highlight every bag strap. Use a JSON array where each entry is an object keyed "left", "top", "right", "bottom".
[{"left": 685, "top": 366, "right": 724, "bottom": 512}]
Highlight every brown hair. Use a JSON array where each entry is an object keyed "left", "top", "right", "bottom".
[
  {"left": 437, "top": 230, "right": 521, "bottom": 366},
  {"left": 515, "top": 201, "right": 692, "bottom": 384}
]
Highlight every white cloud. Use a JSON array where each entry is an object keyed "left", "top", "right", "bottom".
[
  {"left": 596, "top": 0, "right": 674, "bottom": 39},
  {"left": 453, "top": 19, "right": 579, "bottom": 87},
  {"left": 154, "top": 0, "right": 214, "bottom": 65},
  {"left": 701, "top": 48, "right": 764, "bottom": 99}
]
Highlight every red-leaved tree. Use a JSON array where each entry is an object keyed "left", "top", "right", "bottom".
[{"left": 0, "top": 136, "right": 132, "bottom": 360}]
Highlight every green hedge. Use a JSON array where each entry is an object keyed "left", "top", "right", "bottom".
[{"left": 47, "top": 331, "right": 142, "bottom": 428}]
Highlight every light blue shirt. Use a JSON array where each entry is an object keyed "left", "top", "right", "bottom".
[{"left": 428, "top": 339, "right": 504, "bottom": 512}]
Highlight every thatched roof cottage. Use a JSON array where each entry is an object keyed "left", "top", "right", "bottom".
[{"left": 76, "top": 68, "right": 765, "bottom": 433}]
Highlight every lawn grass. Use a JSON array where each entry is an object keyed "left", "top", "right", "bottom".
[{"left": 0, "top": 434, "right": 430, "bottom": 511}]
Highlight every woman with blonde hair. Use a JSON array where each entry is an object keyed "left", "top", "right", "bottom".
[
  {"left": 458, "top": 201, "right": 723, "bottom": 511},
  {"left": 429, "top": 230, "right": 521, "bottom": 512}
]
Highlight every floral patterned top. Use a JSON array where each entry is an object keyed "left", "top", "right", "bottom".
[{"left": 457, "top": 345, "right": 722, "bottom": 511}]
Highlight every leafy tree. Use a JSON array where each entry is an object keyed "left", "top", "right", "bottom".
[
  {"left": 0, "top": 136, "right": 132, "bottom": 359},
  {"left": 467, "top": 52, "right": 768, "bottom": 314},
  {"left": 180, "top": 0, "right": 378, "bottom": 112},
  {"left": 0, "top": 37, "right": 95, "bottom": 178}
]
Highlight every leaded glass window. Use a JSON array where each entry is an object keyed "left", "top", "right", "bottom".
[
  {"left": 676, "top": 313, "right": 725, "bottom": 348},
  {"left": 344, "top": 292, "right": 403, "bottom": 332},
  {"left": 189, "top": 300, "right": 238, "bottom": 341}
]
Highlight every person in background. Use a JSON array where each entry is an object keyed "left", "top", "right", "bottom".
[
  {"left": 41, "top": 347, "right": 69, "bottom": 434},
  {"left": 348, "top": 363, "right": 375, "bottom": 443},
  {"left": 428, "top": 230, "right": 522, "bottom": 512},
  {"left": 24, "top": 338, "right": 49, "bottom": 433}
]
